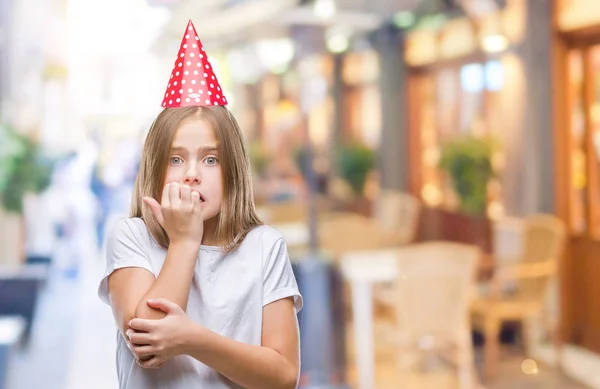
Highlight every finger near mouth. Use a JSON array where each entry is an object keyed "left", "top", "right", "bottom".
[{"left": 192, "top": 190, "right": 205, "bottom": 202}]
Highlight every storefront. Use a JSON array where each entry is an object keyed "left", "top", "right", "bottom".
[
  {"left": 407, "top": 5, "right": 528, "bottom": 215},
  {"left": 403, "top": 2, "right": 527, "bottom": 248},
  {"left": 554, "top": 0, "right": 600, "bottom": 355}
]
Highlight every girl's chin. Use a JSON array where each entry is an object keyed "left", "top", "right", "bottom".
[{"left": 201, "top": 210, "right": 219, "bottom": 222}]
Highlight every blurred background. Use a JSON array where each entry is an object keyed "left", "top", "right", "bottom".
[{"left": 0, "top": 0, "right": 599, "bottom": 388}]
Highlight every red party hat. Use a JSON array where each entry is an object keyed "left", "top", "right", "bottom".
[{"left": 161, "top": 20, "right": 228, "bottom": 108}]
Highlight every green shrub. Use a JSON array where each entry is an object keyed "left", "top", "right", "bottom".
[
  {"left": 0, "top": 124, "right": 55, "bottom": 213},
  {"left": 439, "top": 135, "right": 497, "bottom": 215}
]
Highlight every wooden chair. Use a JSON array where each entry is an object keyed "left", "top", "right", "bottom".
[
  {"left": 470, "top": 214, "right": 566, "bottom": 381},
  {"left": 391, "top": 242, "right": 480, "bottom": 389},
  {"left": 369, "top": 191, "right": 422, "bottom": 321},
  {"left": 256, "top": 201, "right": 307, "bottom": 224},
  {"left": 372, "top": 190, "right": 421, "bottom": 246},
  {"left": 318, "top": 212, "right": 399, "bottom": 259}
]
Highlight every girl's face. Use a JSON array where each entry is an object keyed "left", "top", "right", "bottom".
[{"left": 164, "top": 117, "right": 223, "bottom": 224}]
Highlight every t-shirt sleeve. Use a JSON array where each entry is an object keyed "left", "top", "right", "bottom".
[
  {"left": 263, "top": 237, "right": 303, "bottom": 313},
  {"left": 97, "top": 218, "right": 154, "bottom": 305}
]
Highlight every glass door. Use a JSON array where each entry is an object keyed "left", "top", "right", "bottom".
[
  {"left": 586, "top": 45, "right": 600, "bottom": 237},
  {"left": 566, "top": 44, "right": 600, "bottom": 238},
  {"left": 567, "top": 49, "right": 588, "bottom": 233}
]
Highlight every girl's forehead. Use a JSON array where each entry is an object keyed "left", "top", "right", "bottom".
[{"left": 174, "top": 118, "right": 217, "bottom": 142}]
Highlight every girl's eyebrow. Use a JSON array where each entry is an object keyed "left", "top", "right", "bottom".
[{"left": 171, "top": 146, "right": 218, "bottom": 153}]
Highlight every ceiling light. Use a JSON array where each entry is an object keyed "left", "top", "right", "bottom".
[
  {"left": 313, "top": 0, "right": 336, "bottom": 20},
  {"left": 326, "top": 35, "right": 349, "bottom": 53},
  {"left": 482, "top": 34, "right": 508, "bottom": 53}
]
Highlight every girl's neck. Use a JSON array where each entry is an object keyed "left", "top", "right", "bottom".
[{"left": 201, "top": 216, "right": 219, "bottom": 246}]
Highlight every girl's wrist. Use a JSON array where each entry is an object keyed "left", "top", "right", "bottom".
[
  {"left": 168, "top": 239, "right": 202, "bottom": 253},
  {"left": 180, "top": 322, "right": 210, "bottom": 356}
]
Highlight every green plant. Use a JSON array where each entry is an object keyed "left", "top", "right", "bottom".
[
  {"left": 439, "top": 134, "right": 497, "bottom": 215},
  {"left": 0, "top": 124, "right": 55, "bottom": 213},
  {"left": 337, "top": 143, "right": 376, "bottom": 197}
]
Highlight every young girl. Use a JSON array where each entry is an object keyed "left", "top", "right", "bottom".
[{"left": 98, "top": 20, "right": 303, "bottom": 389}]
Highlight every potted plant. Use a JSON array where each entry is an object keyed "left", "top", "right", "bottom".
[
  {"left": 438, "top": 134, "right": 497, "bottom": 216},
  {"left": 0, "top": 123, "right": 54, "bottom": 267},
  {"left": 336, "top": 142, "right": 376, "bottom": 215},
  {"left": 435, "top": 134, "right": 498, "bottom": 252}
]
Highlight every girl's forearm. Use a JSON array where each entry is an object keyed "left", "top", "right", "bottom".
[
  {"left": 183, "top": 324, "right": 298, "bottom": 389},
  {"left": 135, "top": 241, "right": 199, "bottom": 320}
]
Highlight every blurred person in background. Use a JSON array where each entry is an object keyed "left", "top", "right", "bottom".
[
  {"left": 51, "top": 138, "right": 99, "bottom": 278},
  {"left": 92, "top": 136, "right": 140, "bottom": 250}
]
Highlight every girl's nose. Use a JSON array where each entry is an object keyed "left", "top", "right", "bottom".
[{"left": 183, "top": 165, "right": 200, "bottom": 185}]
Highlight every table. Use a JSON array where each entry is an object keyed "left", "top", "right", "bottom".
[
  {"left": 272, "top": 212, "right": 400, "bottom": 258},
  {"left": 0, "top": 316, "right": 24, "bottom": 345},
  {"left": 340, "top": 249, "right": 399, "bottom": 389},
  {"left": 271, "top": 222, "right": 310, "bottom": 249}
]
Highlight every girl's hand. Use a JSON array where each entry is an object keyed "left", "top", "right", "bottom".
[
  {"left": 126, "top": 298, "right": 195, "bottom": 369},
  {"left": 143, "top": 183, "right": 204, "bottom": 246}
]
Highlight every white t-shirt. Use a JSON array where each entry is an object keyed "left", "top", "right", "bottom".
[{"left": 98, "top": 217, "right": 303, "bottom": 389}]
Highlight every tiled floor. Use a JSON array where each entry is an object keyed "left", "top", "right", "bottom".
[
  {"left": 5, "top": 254, "right": 118, "bottom": 389},
  {"left": 5, "top": 270, "right": 79, "bottom": 389},
  {"left": 482, "top": 352, "right": 588, "bottom": 389},
  {"left": 346, "top": 359, "right": 587, "bottom": 389},
  {"left": 344, "top": 325, "right": 590, "bottom": 389}
]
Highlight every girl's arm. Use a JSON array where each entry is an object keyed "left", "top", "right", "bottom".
[
  {"left": 129, "top": 297, "right": 300, "bottom": 389},
  {"left": 187, "top": 297, "right": 299, "bottom": 389},
  {"left": 108, "top": 240, "right": 199, "bottom": 334},
  {"left": 107, "top": 183, "right": 204, "bottom": 334}
]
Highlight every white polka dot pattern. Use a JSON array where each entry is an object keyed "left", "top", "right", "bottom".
[{"left": 161, "top": 20, "right": 228, "bottom": 108}]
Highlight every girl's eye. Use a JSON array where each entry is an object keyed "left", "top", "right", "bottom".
[
  {"left": 204, "top": 156, "right": 218, "bottom": 165},
  {"left": 170, "top": 156, "right": 183, "bottom": 165}
]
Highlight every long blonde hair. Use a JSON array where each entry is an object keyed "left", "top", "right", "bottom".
[{"left": 130, "top": 106, "right": 262, "bottom": 251}]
